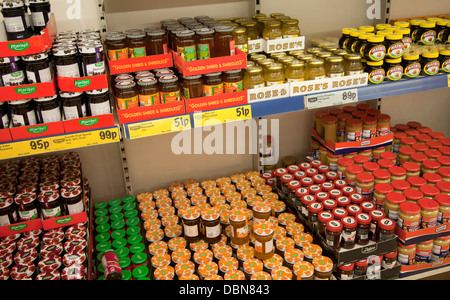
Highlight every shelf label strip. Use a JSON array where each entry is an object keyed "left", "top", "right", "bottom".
[
  {"left": 193, "top": 105, "right": 253, "bottom": 128},
  {"left": 304, "top": 88, "right": 359, "bottom": 110},
  {"left": 126, "top": 115, "right": 192, "bottom": 140}
]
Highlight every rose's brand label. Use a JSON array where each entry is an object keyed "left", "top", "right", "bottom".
[
  {"left": 368, "top": 68, "right": 385, "bottom": 84},
  {"left": 404, "top": 63, "right": 421, "bottom": 78},
  {"left": 423, "top": 61, "right": 440, "bottom": 76},
  {"left": 386, "top": 66, "right": 403, "bottom": 81},
  {"left": 368, "top": 45, "right": 386, "bottom": 61},
  {"left": 387, "top": 43, "right": 404, "bottom": 59},
  {"left": 421, "top": 30, "right": 436, "bottom": 45}
]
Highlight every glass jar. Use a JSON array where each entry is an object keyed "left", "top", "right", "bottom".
[
  {"left": 322, "top": 116, "right": 338, "bottom": 143},
  {"left": 417, "top": 21, "right": 437, "bottom": 46},
  {"left": 34, "top": 94, "right": 61, "bottom": 124},
  {"left": 364, "top": 35, "right": 386, "bottom": 62},
  {"left": 0, "top": 56, "right": 25, "bottom": 87},
  {"left": 306, "top": 58, "right": 325, "bottom": 80},
  {"left": 0, "top": 0, "right": 30, "bottom": 40},
  {"left": 176, "top": 30, "right": 197, "bottom": 62},
  {"left": 346, "top": 118, "right": 363, "bottom": 142},
  {"left": 127, "top": 31, "right": 147, "bottom": 58},
  {"left": 420, "top": 50, "right": 440, "bottom": 76},
  {"left": 9, "top": 100, "right": 37, "bottom": 127},
  {"left": 263, "top": 20, "right": 282, "bottom": 40},
  {"left": 244, "top": 66, "right": 265, "bottom": 89},
  {"left": 146, "top": 29, "right": 169, "bottom": 56},
  {"left": 281, "top": 19, "right": 301, "bottom": 38},
  {"left": 385, "top": 192, "right": 406, "bottom": 221},
  {"left": 384, "top": 33, "right": 404, "bottom": 59},
  {"left": 395, "top": 28, "right": 412, "bottom": 52},
  {"left": 419, "top": 198, "right": 439, "bottom": 228},
  {"left": 137, "top": 78, "right": 160, "bottom": 106},
  {"left": 195, "top": 28, "right": 215, "bottom": 59},
  {"left": 384, "top": 58, "right": 403, "bottom": 81},
  {"left": 229, "top": 208, "right": 249, "bottom": 245},
  {"left": 0, "top": 196, "right": 18, "bottom": 226},
  {"left": 432, "top": 236, "right": 450, "bottom": 261},
  {"left": 29, "top": 0, "right": 51, "bottom": 34},
  {"left": 312, "top": 256, "right": 333, "bottom": 280},
  {"left": 215, "top": 25, "right": 235, "bottom": 57},
  {"left": 115, "top": 80, "right": 138, "bottom": 109},
  {"left": 86, "top": 88, "right": 111, "bottom": 116},
  {"left": 377, "top": 114, "right": 391, "bottom": 137},
  {"left": 365, "top": 61, "right": 385, "bottom": 84},
  {"left": 203, "top": 72, "right": 223, "bottom": 96},
  {"left": 356, "top": 173, "right": 374, "bottom": 201},
  {"left": 346, "top": 30, "right": 364, "bottom": 53},
  {"left": 233, "top": 27, "right": 248, "bottom": 53},
  {"left": 22, "top": 52, "right": 52, "bottom": 84},
  {"left": 355, "top": 213, "right": 372, "bottom": 245},
  {"left": 341, "top": 216, "right": 357, "bottom": 249},
  {"left": 264, "top": 63, "right": 284, "bottom": 86},
  {"left": 436, "top": 194, "right": 450, "bottom": 224},
  {"left": 15, "top": 192, "right": 39, "bottom": 222},
  {"left": 253, "top": 221, "right": 275, "bottom": 260},
  {"left": 78, "top": 43, "right": 105, "bottom": 77},
  {"left": 398, "top": 202, "right": 421, "bottom": 232},
  {"left": 362, "top": 116, "right": 377, "bottom": 140},
  {"left": 53, "top": 45, "right": 81, "bottom": 78},
  {"left": 182, "top": 75, "right": 203, "bottom": 99},
  {"left": 354, "top": 33, "right": 373, "bottom": 57},
  {"left": 159, "top": 75, "right": 181, "bottom": 103},
  {"left": 397, "top": 243, "right": 416, "bottom": 266},
  {"left": 325, "top": 56, "right": 345, "bottom": 78},
  {"left": 339, "top": 28, "right": 357, "bottom": 49},
  {"left": 38, "top": 190, "right": 62, "bottom": 220},
  {"left": 241, "top": 21, "right": 259, "bottom": 40},
  {"left": 344, "top": 54, "right": 363, "bottom": 75},
  {"left": 402, "top": 51, "right": 421, "bottom": 78},
  {"left": 105, "top": 33, "right": 129, "bottom": 61},
  {"left": 201, "top": 207, "right": 221, "bottom": 244},
  {"left": 325, "top": 219, "right": 342, "bottom": 251}
]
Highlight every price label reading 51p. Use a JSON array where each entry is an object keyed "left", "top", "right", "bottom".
[{"left": 305, "top": 89, "right": 359, "bottom": 110}]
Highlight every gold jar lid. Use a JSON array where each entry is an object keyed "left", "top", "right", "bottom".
[
  {"left": 326, "top": 56, "right": 344, "bottom": 63},
  {"left": 287, "top": 59, "right": 305, "bottom": 68},
  {"left": 270, "top": 13, "right": 285, "bottom": 18},
  {"left": 250, "top": 54, "right": 267, "bottom": 62},
  {"left": 334, "top": 49, "right": 348, "bottom": 56},
  {"left": 278, "top": 56, "right": 295, "bottom": 64},
  {"left": 246, "top": 66, "right": 263, "bottom": 74},
  {"left": 233, "top": 27, "right": 247, "bottom": 34},
  {"left": 270, "top": 52, "right": 287, "bottom": 59},
  {"left": 259, "top": 58, "right": 275, "bottom": 67},
  {"left": 266, "top": 20, "right": 281, "bottom": 28},
  {"left": 307, "top": 47, "right": 322, "bottom": 54},
  {"left": 289, "top": 49, "right": 305, "bottom": 57},
  {"left": 282, "top": 19, "right": 299, "bottom": 25},
  {"left": 316, "top": 51, "right": 332, "bottom": 59},
  {"left": 297, "top": 53, "right": 314, "bottom": 61},
  {"left": 266, "top": 62, "right": 283, "bottom": 70},
  {"left": 307, "top": 58, "right": 324, "bottom": 65},
  {"left": 345, "top": 53, "right": 362, "bottom": 60}
]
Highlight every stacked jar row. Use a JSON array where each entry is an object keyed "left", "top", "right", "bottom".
[
  {"left": 0, "top": 152, "right": 86, "bottom": 226},
  {"left": 93, "top": 195, "right": 150, "bottom": 280},
  {"left": 0, "top": 223, "right": 89, "bottom": 280},
  {"left": 131, "top": 172, "right": 335, "bottom": 280}
]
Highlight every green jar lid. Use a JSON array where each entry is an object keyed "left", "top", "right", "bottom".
[
  {"left": 126, "top": 216, "right": 140, "bottom": 227},
  {"left": 109, "top": 205, "right": 122, "bottom": 215},
  {"left": 94, "top": 208, "right": 108, "bottom": 218},
  {"left": 115, "top": 246, "right": 130, "bottom": 258},
  {"left": 95, "top": 216, "right": 110, "bottom": 226},
  {"left": 97, "top": 262, "right": 105, "bottom": 274},
  {"left": 122, "top": 195, "right": 136, "bottom": 204},
  {"left": 95, "top": 241, "right": 112, "bottom": 253},
  {"left": 127, "top": 234, "right": 143, "bottom": 245},
  {"left": 119, "top": 256, "right": 131, "bottom": 269},
  {"left": 131, "top": 252, "right": 148, "bottom": 265},
  {"left": 98, "top": 275, "right": 105, "bottom": 280},
  {"left": 94, "top": 201, "right": 108, "bottom": 210},
  {"left": 111, "top": 229, "right": 126, "bottom": 240},
  {"left": 109, "top": 198, "right": 122, "bottom": 207},
  {"left": 124, "top": 209, "right": 138, "bottom": 220},
  {"left": 110, "top": 212, "right": 124, "bottom": 222},
  {"left": 129, "top": 242, "right": 145, "bottom": 254},
  {"left": 111, "top": 219, "right": 125, "bottom": 230},
  {"left": 112, "top": 237, "right": 127, "bottom": 249},
  {"left": 137, "top": 277, "right": 150, "bottom": 280},
  {"left": 95, "top": 233, "right": 111, "bottom": 244},
  {"left": 122, "top": 270, "right": 132, "bottom": 280},
  {"left": 126, "top": 225, "right": 141, "bottom": 237},
  {"left": 95, "top": 223, "right": 110, "bottom": 234},
  {"left": 132, "top": 265, "right": 149, "bottom": 279},
  {"left": 122, "top": 202, "right": 136, "bottom": 211}
]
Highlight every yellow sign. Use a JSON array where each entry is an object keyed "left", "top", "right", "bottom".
[
  {"left": 0, "top": 127, "right": 120, "bottom": 160},
  {"left": 448, "top": 74, "right": 450, "bottom": 87},
  {"left": 126, "top": 115, "right": 192, "bottom": 140},
  {"left": 193, "top": 105, "right": 253, "bottom": 128}
]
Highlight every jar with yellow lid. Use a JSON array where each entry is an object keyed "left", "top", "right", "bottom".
[
  {"left": 339, "top": 28, "right": 357, "bottom": 49},
  {"left": 346, "top": 30, "right": 365, "bottom": 53},
  {"left": 364, "top": 35, "right": 386, "bottom": 62},
  {"left": 264, "top": 63, "right": 285, "bottom": 86},
  {"left": 281, "top": 19, "right": 301, "bottom": 38},
  {"left": 233, "top": 27, "right": 248, "bottom": 53},
  {"left": 376, "top": 30, "right": 391, "bottom": 38},
  {"left": 410, "top": 19, "right": 425, "bottom": 42},
  {"left": 384, "top": 58, "right": 403, "bottom": 81},
  {"left": 305, "top": 58, "right": 325, "bottom": 80},
  {"left": 402, "top": 51, "right": 421, "bottom": 78},
  {"left": 285, "top": 60, "right": 305, "bottom": 82},
  {"left": 439, "top": 49, "right": 450, "bottom": 73},
  {"left": 325, "top": 56, "right": 345, "bottom": 78},
  {"left": 344, "top": 54, "right": 364, "bottom": 75},
  {"left": 384, "top": 33, "right": 404, "bottom": 59},
  {"left": 365, "top": 61, "right": 385, "bottom": 84},
  {"left": 432, "top": 236, "right": 450, "bottom": 261},
  {"left": 376, "top": 23, "right": 390, "bottom": 31},
  {"left": 244, "top": 66, "right": 265, "bottom": 90},
  {"left": 416, "top": 240, "right": 433, "bottom": 264},
  {"left": 395, "top": 28, "right": 412, "bottom": 52},
  {"left": 354, "top": 33, "right": 374, "bottom": 56},
  {"left": 398, "top": 202, "right": 421, "bottom": 232},
  {"left": 436, "top": 19, "right": 448, "bottom": 43},
  {"left": 394, "top": 21, "right": 410, "bottom": 28},
  {"left": 263, "top": 20, "right": 282, "bottom": 40},
  {"left": 417, "top": 21, "right": 437, "bottom": 46},
  {"left": 397, "top": 243, "right": 416, "bottom": 265},
  {"left": 420, "top": 50, "right": 440, "bottom": 76}
]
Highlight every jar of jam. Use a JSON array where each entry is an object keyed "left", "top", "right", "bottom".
[
  {"left": 233, "top": 27, "right": 248, "bottom": 53},
  {"left": 137, "top": 78, "right": 159, "bottom": 106},
  {"left": 384, "top": 33, "right": 404, "bottom": 59},
  {"left": 0, "top": 56, "right": 25, "bottom": 87},
  {"left": 85, "top": 88, "right": 111, "bottom": 116},
  {"left": 0, "top": 196, "right": 18, "bottom": 226},
  {"left": 106, "top": 33, "right": 128, "bottom": 61},
  {"left": 253, "top": 220, "right": 275, "bottom": 260},
  {"left": 195, "top": 28, "right": 215, "bottom": 59},
  {"left": 339, "top": 28, "right": 357, "bottom": 49},
  {"left": 159, "top": 75, "right": 181, "bottom": 103},
  {"left": 364, "top": 35, "right": 386, "bottom": 62},
  {"left": 9, "top": 100, "right": 37, "bottom": 127},
  {"left": 15, "top": 192, "right": 39, "bottom": 222},
  {"left": 29, "top": 0, "right": 51, "bottom": 34},
  {"left": 420, "top": 50, "right": 440, "bottom": 76},
  {"left": 222, "top": 70, "right": 243, "bottom": 93},
  {"left": 341, "top": 216, "right": 357, "bottom": 249},
  {"left": 61, "top": 185, "right": 84, "bottom": 215},
  {"left": 384, "top": 58, "right": 403, "bottom": 81},
  {"left": 344, "top": 54, "right": 364, "bottom": 75},
  {"left": 337, "top": 263, "right": 354, "bottom": 280},
  {"left": 115, "top": 80, "right": 138, "bottom": 109},
  {"left": 306, "top": 58, "right": 325, "bottom": 80},
  {"left": 146, "top": 29, "right": 169, "bottom": 55},
  {"left": 312, "top": 256, "right": 333, "bottom": 280},
  {"left": 243, "top": 66, "right": 265, "bottom": 89},
  {"left": 215, "top": 25, "right": 235, "bottom": 57},
  {"left": 402, "top": 51, "right": 421, "bottom": 78},
  {"left": 127, "top": 31, "right": 147, "bottom": 58},
  {"left": 175, "top": 30, "right": 197, "bottom": 62},
  {"left": 180, "top": 207, "right": 201, "bottom": 243},
  {"left": 79, "top": 43, "right": 106, "bottom": 77},
  {"left": 53, "top": 45, "right": 81, "bottom": 78},
  {"left": 182, "top": 75, "right": 203, "bottom": 99},
  {"left": 439, "top": 49, "right": 450, "bottom": 73},
  {"left": 355, "top": 212, "right": 372, "bottom": 245},
  {"left": 34, "top": 94, "right": 61, "bottom": 124},
  {"left": 263, "top": 20, "right": 282, "bottom": 40},
  {"left": 229, "top": 208, "right": 249, "bottom": 245},
  {"left": 0, "top": 0, "right": 30, "bottom": 41},
  {"left": 325, "top": 56, "right": 345, "bottom": 78},
  {"left": 417, "top": 21, "right": 437, "bottom": 45},
  {"left": 203, "top": 72, "right": 223, "bottom": 96},
  {"left": 22, "top": 52, "right": 52, "bottom": 84},
  {"left": 325, "top": 219, "right": 342, "bottom": 251},
  {"left": 201, "top": 207, "right": 221, "bottom": 244},
  {"left": 38, "top": 190, "right": 62, "bottom": 220}
]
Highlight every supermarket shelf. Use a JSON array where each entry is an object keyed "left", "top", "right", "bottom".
[{"left": 398, "top": 264, "right": 450, "bottom": 280}]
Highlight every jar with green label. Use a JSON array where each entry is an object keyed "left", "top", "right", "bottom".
[
  {"left": 196, "top": 28, "right": 215, "bottom": 59},
  {"left": 176, "top": 30, "right": 197, "bottom": 62},
  {"left": 222, "top": 70, "right": 244, "bottom": 93}
]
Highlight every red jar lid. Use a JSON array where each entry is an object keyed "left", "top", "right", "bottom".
[
  {"left": 350, "top": 193, "right": 364, "bottom": 204},
  {"left": 343, "top": 106, "right": 357, "bottom": 113},
  {"left": 346, "top": 118, "right": 363, "bottom": 127},
  {"left": 361, "top": 116, "right": 377, "bottom": 125},
  {"left": 321, "top": 182, "right": 334, "bottom": 192},
  {"left": 386, "top": 192, "right": 406, "bottom": 204},
  {"left": 437, "top": 156, "right": 450, "bottom": 167},
  {"left": 261, "top": 172, "right": 273, "bottom": 180},
  {"left": 309, "top": 202, "right": 323, "bottom": 213},
  {"left": 299, "top": 162, "right": 311, "bottom": 171},
  {"left": 294, "top": 171, "right": 306, "bottom": 181},
  {"left": 339, "top": 262, "right": 355, "bottom": 271},
  {"left": 399, "top": 202, "right": 421, "bottom": 215},
  {"left": 288, "top": 180, "right": 301, "bottom": 190},
  {"left": 377, "top": 114, "right": 391, "bottom": 122},
  {"left": 347, "top": 205, "right": 362, "bottom": 216},
  {"left": 423, "top": 172, "right": 442, "bottom": 184},
  {"left": 329, "top": 108, "right": 344, "bottom": 116},
  {"left": 425, "top": 149, "right": 442, "bottom": 160},
  {"left": 374, "top": 183, "right": 394, "bottom": 194},
  {"left": 301, "top": 177, "right": 314, "bottom": 187},
  {"left": 391, "top": 180, "right": 410, "bottom": 191},
  {"left": 438, "top": 167, "right": 450, "bottom": 178},
  {"left": 412, "top": 143, "right": 429, "bottom": 153},
  {"left": 410, "top": 153, "right": 429, "bottom": 163},
  {"left": 275, "top": 168, "right": 288, "bottom": 177},
  {"left": 356, "top": 103, "right": 371, "bottom": 111},
  {"left": 439, "top": 146, "right": 450, "bottom": 156},
  {"left": 405, "top": 129, "right": 419, "bottom": 137},
  {"left": 403, "top": 162, "right": 420, "bottom": 173},
  {"left": 287, "top": 165, "right": 300, "bottom": 174},
  {"left": 363, "top": 162, "right": 379, "bottom": 172},
  {"left": 341, "top": 216, "right": 357, "bottom": 228},
  {"left": 380, "top": 152, "right": 397, "bottom": 161},
  {"left": 326, "top": 219, "right": 343, "bottom": 232},
  {"left": 342, "top": 186, "right": 356, "bottom": 196},
  {"left": 394, "top": 124, "right": 408, "bottom": 131},
  {"left": 429, "top": 131, "right": 445, "bottom": 140},
  {"left": 373, "top": 169, "right": 391, "bottom": 180},
  {"left": 315, "top": 110, "right": 329, "bottom": 118},
  {"left": 355, "top": 258, "right": 369, "bottom": 266},
  {"left": 337, "top": 113, "right": 353, "bottom": 122},
  {"left": 316, "top": 192, "right": 329, "bottom": 201},
  {"left": 418, "top": 198, "right": 439, "bottom": 211},
  {"left": 369, "top": 209, "right": 385, "bottom": 221},
  {"left": 337, "top": 196, "right": 351, "bottom": 207},
  {"left": 295, "top": 187, "right": 309, "bottom": 198},
  {"left": 419, "top": 185, "right": 440, "bottom": 197},
  {"left": 309, "top": 185, "right": 322, "bottom": 195},
  {"left": 306, "top": 168, "right": 319, "bottom": 177},
  {"left": 435, "top": 194, "right": 450, "bottom": 206},
  {"left": 361, "top": 201, "right": 375, "bottom": 213},
  {"left": 281, "top": 174, "right": 294, "bottom": 183},
  {"left": 437, "top": 181, "right": 450, "bottom": 193},
  {"left": 401, "top": 137, "right": 416, "bottom": 146},
  {"left": 332, "top": 208, "right": 348, "bottom": 219},
  {"left": 399, "top": 146, "right": 415, "bottom": 156},
  {"left": 338, "top": 157, "right": 354, "bottom": 167},
  {"left": 389, "top": 166, "right": 406, "bottom": 177},
  {"left": 318, "top": 165, "right": 330, "bottom": 174},
  {"left": 322, "top": 116, "right": 338, "bottom": 124},
  {"left": 318, "top": 211, "right": 334, "bottom": 223},
  {"left": 422, "top": 160, "right": 441, "bottom": 170},
  {"left": 356, "top": 213, "right": 372, "bottom": 225},
  {"left": 334, "top": 179, "right": 347, "bottom": 189},
  {"left": 311, "top": 160, "right": 322, "bottom": 168},
  {"left": 353, "top": 155, "right": 370, "bottom": 164},
  {"left": 378, "top": 218, "right": 395, "bottom": 231},
  {"left": 407, "top": 176, "right": 427, "bottom": 188},
  {"left": 394, "top": 132, "right": 407, "bottom": 140},
  {"left": 352, "top": 111, "right": 367, "bottom": 119},
  {"left": 323, "top": 199, "right": 337, "bottom": 210},
  {"left": 346, "top": 164, "right": 363, "bottom": 175},
  {"left": 378, "top": 159, "right": 395, "bottom": 169},
  {"left": 403, "top": 188, "right": 423, "bottom": 201},
  {"left": 326, "top": 171, "right": 338, "bottom": 181},
  {"left": 329, "top": 189, "right": 343, "bottom": 199},
  {"left": 407, "top": 121, "right": 422, "bottom": 129},
  {"left": 440, "top": 138, "right": 450, "bottom": 147},
  {"left": 301, "top": 195, "right": 316, "bottom": 205},
  {"left": 356, "top": 173, "right": 374, "bottom": 183},
  {"left": 415, "top": 134, "right": 431, "bottom": 143}
]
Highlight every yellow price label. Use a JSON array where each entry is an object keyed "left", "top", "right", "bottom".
[
  {"left": 126, "top": 115, "right": 192, "bottom": 140},
  {"left": 448, "top": 74, "right": 450, "bottom": 87},
  {"left": 0, "top": 137, "right": 53, "bottom": 160},
  {"left": 193, "top": 105, "right": 253, "bottom": 128}
]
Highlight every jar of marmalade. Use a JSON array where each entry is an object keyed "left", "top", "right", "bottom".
[
  {"left": 127, "top": 31, "right": 147, "bottom": 58},
  {"left": 183, "top": 75, "right": 203, "bottom": 99},
  {"left": 281, "top": 19, "right": 301, "bottom": 38},
  {"left": 364, "top": 35, "right": 386, "bottom": 62},
  {"left": 244, "top": 66, "right": 265, "bottom": 89},
  {"left": 146, "top": 29, "right": 169, "bottom": 56},
  {"left": 402, "top": 51, "right": 421, "bottom": 78},
  {"left": 264, "top": 63, "right": 285, "bottom": 86},
  {"left": 115, "top": 80, "right": 138, "bottom": 110},
  {"left": 176, "top": 30, "right": 197, "bottom": 62},
  {"left": 106, "top": 33, "right": 128, "bottom": 61},
  {"left": 159, "top": 75, "right": 181, "bottom": 103},
  {"left": 137, "top": 78, "right": 160, "bottom": 106},
  {"left": 215, "top": 26, "right": 235, "bottom": 57},
  {"left": 222, "top": 70, "right": 244, "bottom": 93},
  {"left": 325, "top": 56, "right": 345, "bottom": 78},
  {"left": 203, "top": 72, "right": 223, "bottom": 96},
  {"left": 285, "top": 60, "right": 305, "bottom": 82},
  {"left": 420, "top": 50, "right": 440, "bottom": 76},
  {"left": 306, "top": 58, "right": 325, "bottom": 80},
  {"left": 196, "top": 28, "right": 215, "bottom": 59}
]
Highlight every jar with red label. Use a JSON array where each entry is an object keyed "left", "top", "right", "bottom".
[
  {"left": 340, "top": 216, "right": 357, "bottom": 249},
  {"left": 419, "top": 198, "right": 439, "bottom": 228},
  {"left": 325, "top": 219, "right": 343, "bottom": 251},
  {"left": 308, "top": 202, "right": 323, "bottom": 231},
  {"left": 355, "top": 213, "right": 372, "bottom": 245},
  {"left": 318, "top": 211, "right": 334, "bottom": 238}
]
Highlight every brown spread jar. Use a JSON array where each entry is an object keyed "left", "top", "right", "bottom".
[
  {"left": 159, "top": 75, "right": 181, "bottom": 103},
  {"left": 253, "top": 220, "right": 275, "bottom": 260},
  {"left": 137, "top": 78, "right": 160, "bottom": 106},
  {"left": 115, "top": 80, "right": 138, "bottom": 110}
]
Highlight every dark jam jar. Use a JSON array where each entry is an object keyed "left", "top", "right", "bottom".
[
  {"left": 410, "top": 19, "right": 423, "bottom": 43},
  {"left": 222, "top": 70, "right": 244, "bottom": 93},
  {"left": 395, "top": 28, "right": 412, "bottom": 52},
  {"left": 34, "top": 94, "right": 62, "bottom": 124},
  {"left": 85, "top": 88, "right": 111, "bottom": 116},
  {"left": 384, "top": 58, "right": 403, "bottom": 82},
  {"left": 22, "top": 52, "right": 52, "bottom": 84},
  {"left": 105, "top": 33, "right": 128, "bottom": 61},
  {"left": 203, "top": 72, "right": 223, "bottom": 97},
  {"left": 28, "top": 0, "right": 52, "bottom": 34},
  {"left": 420, "top": 50, "right": 440, "bottom": 76},
  {"left": 364, "top": 35, "right": 385, "bottom": 62},
  {"left": 175, "top": 30, "right": 197, "bottom": 62},
  {"left": 0, "top": 102, "right": 9, "bottom": 129},
  {"left": 196, "top": 28, "right": 215, "bottom": 59},
  {"left": 38, "top": 190, "right": 62, "bottom": 220},
  {"left": 439, "top": 49, "right": 450, "bottom": 73},
  {"left": 0, "top": 56, "right": 25, "bottom": 87},
  {"left": 60, "top": 91, "right": 87, "bottom": 120},
  {"left": 365, "top": 61, "right": 385, "bottom": 84},
  {"left": 402, "top": 51, "right": 421, "bottom": 79},
  {"left": 215, "top": 25, "right": 236, "bottom": 57},
  {"left": 182, "top": 75, "right": 203, "bottom": 99},
  {"left": 14, "top": 192, "right": 39, "bottom": 222},
  {"left": 61, "top": 185, "right": 84, "bottom": 215},
  {"left": 137, "top": 78, "right": 160, "bottom": 106},
  {"left": 127, "top": 31, "right": 147, "bottom": 58},
  {"left": 346, "top": 30, "right": 364, "bottom": 53},
  {"left": 79, "top": 43, "right": 105, "bottom": 77},
  {"left": 8, "top": 100, "right": 37, "bottom": 127},
  {"left": 0, "top": 196, "right": 18, "bottom": 226},
  {"left": 145, "top": 29, "right": 169, "bottom": 56},
  {"left": 416, "top": 21, "right": 437, "bottom": 46},
  {"left": 325, "top": 219, "right": 343, "bottom": 251},
  {"left": 53, "top": 45, "right": 81, "bottom": 78},
  {"left": 159, "top": 75, "right": 181, "bottom": 103},
  {"left": 0, "top": 0, "right": 30, "bottom": 41}
]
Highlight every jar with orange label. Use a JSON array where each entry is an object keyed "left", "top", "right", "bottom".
[
  {"left": 115, "top": 80, "right": 138, "bottom": 110},
  {"left": 106, "top": 33, "right": 128, "bottom": 61},
  {"left": 203, "top": 72, "right": 224, "bottom": 96},
  {"left": 159, "top": 75, "right": 181, "bottom": 103},
  {"left": 253, "top": 220, "right": 275, "bottom": 260},
  {"left": 229, "top": 208, "right": 249, "bottom": 245},
  {"left": 419, "top": 198, "right": 439, "bottom": 229},
  {"left": 312, "top": 256, "right": 333, "bottom": 280},
  {"left": 397, "top": 243, "right": 416, "bottom": 265},
  {"left": 201, "top": 207, "right": 222, "bottom": 244},
  {"left": 137, "top": 78, "right": 160, "bottom": 106},
  {"left": 293, "top": 261, "right": 314, "bottom": 280},
  {"left": 222, "top": 70, "right": 244, "bottom": 93}
]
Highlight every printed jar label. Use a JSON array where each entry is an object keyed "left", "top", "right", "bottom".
[
  {"left": 160, "top": 90, "right": 181, "bottom": 103},
  {"left": 85, "top": 61, "right": 106, "bottom": 76},
  {"left": 197, "top": 44, "right": 211, "bottom": 60},
  {"left": 402, "top": 37, "right": 412, "bottom": 51},
  {"left": 56, "top": 63, "right": 81, "bottom": 78},
  {"left": 67, "top": 201, "right": 85, "bottom": 215},
  {"left": 203, "top": 84, "right": 224, "bottom": 97},
  {"left": 19, "top": 208, "right": 38, "bottom": 222},
  {"left": 139, "top": 93, "right": 160, "bottom": 106},
  {"left": 42, "top": 206, "right": 62, "bottom": 220},
  {"left": 415, "top": 249, "right": 432, "bottom": 263},
  {"left": 31, "top": 11, "right": 47, "bottom": 27},
  {"left": 421, "top": 30, "right": 436, "bottom": 45},
  {"left": 2, "top": 71, "right": 25, "bottom": 86},
  {"left": 386, "top": 66, "right": 403, "bottom": 81},
  {"left": 177, "top": 45, "right": 197, "bottom": 62},
  {"left": 183, "top": 224, "right": 199, "bottom": 238},
  {"left": 223, "top": 81, "right": 244, "bottom": 93},
  {"left": 90, "top": 101, "right": 111, "bottom": 116},
  {"left": 266, "top": 81, "right": 285, "bottom": 86},
  {"left": 108, "top": 48, "right": 128, "bottom": 61},
  {"left": 397, "top": 216, "right": 420, "bottom": 232},
  {"left": 377, "top": 126, "right": 390, "bottom": 136},
  {"left": 11, "top": 110, "right": 37, "bottom": 127},
  {"left": 368, "top": 45, "right": 386, "bottom": 61},
  {"left": 398, "top": 252, "right": 415, "bottom": 265},
  {"left": 404, "top": 63, "right": 421, "bottom": 78},
  {"left": 423, "top": 61, "right": 440, "bottom": 76},
  {"left": 205, "top": 224, "right": 221, "bottom": 238},
  {"left": 129, "top": 47, "right": 146, "bottom": 58},
  {"left": 329, "top": 72, "right": 345, "bottom": 78},
  {"left": 63, "top": 104, "right": 87, "bottom": 120},
  {"left": 355, "top": 186, "right": 373, "bottom": 200},
  {"left": 117, "top": 96, "right": 139, "bottom": 109},
  {"left": 26, "top": 67, "right": 52, "bottom": 83},
  {"left": 4, "top": 16, "right": 25, "bottom": 33},
  {"left": 40, "top": 107, "right": 61, "bottom": 123},
  {"left": 368, "top": 69, "right": 385, "bottom": 84},
  {"left": 432, "top": 244, "right": 450, "bottom": 261},
  {"left": 387, "top": 43, "right": 404, "bottom": 59},
  {"left": 442, "top": 59, "right": 450, "bottom": 73},
  {"left": 247, "top": 83, "right": 265, "bottom": 89},
  {"left": 347, "top": 130, "right": 362, "bottom": 142},
  {"left": 362, "top": 128, "right": 377, "bottom": 139}
]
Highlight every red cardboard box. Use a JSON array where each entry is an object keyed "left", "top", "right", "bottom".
[
  {"left": 57, "top": 74, "right": 108, "bottom": 92},
  {"left": 184, "top": 90, "right": 248, "bottom": 114},
  {"left": 0, "top": 76, "right": 57, "bottom": 102},
  {"left": 42, "top": 212, "right": 88, "bottom": 231},
  {"left": 0, "top": 129, "right": 12, "bottom": 143},
  {"left": 116, "top": 101, "right": 186, "bottom": 124},
  {"left": 9, "top": 121, "right": 64, "bottom": 141},
  {"left": 0, "top": 219, "right": 42, "bottom": 238},
  {"left": 396, "top": 223, "right": 450, "bottom": 246},
  {"left": 63, "top": 114, "right": 115, "bottom": 133},
  {"left": 107, "top": 53, "right": 173, "bottom": 75}
]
